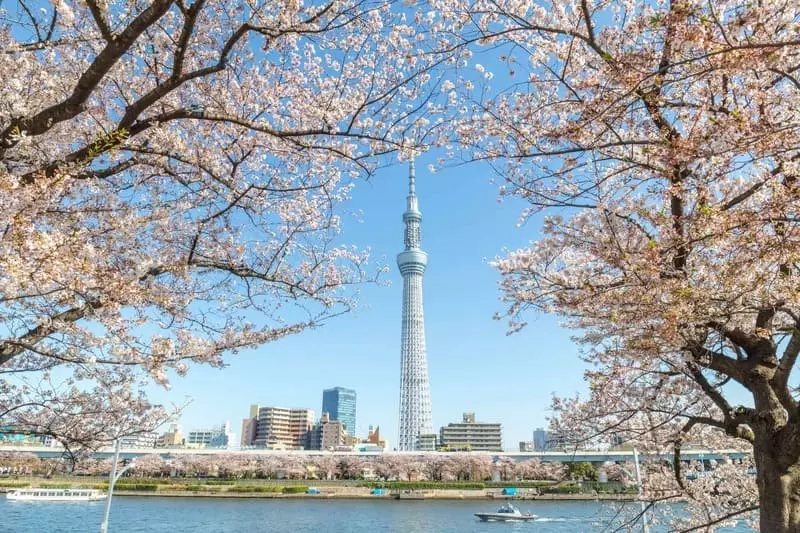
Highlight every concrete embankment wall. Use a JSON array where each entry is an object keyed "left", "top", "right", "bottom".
[{"left": 111, "top": 487, "right": 635, "bottom": 501}]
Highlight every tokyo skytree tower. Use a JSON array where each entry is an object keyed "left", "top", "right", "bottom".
[{"left": 397, "top": 160, "right": 433, "bottom": 451}]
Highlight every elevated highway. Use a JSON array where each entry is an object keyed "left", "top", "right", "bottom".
[{"left": 0, "top": 445, "right": 750, "bottom": 463}]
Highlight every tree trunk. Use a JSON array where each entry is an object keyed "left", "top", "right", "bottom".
[{"left": 756, "top": 450, "right": 800, "bottom": 532}]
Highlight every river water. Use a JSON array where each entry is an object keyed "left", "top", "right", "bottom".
[{"left": 0, "top": 497, "right": 754, "bottom": 532}]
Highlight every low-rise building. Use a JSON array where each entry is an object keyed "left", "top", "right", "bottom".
[
  {"left": 439, "top": 412, "right": 502, "bottom": 452},
  {"left": 39, "top": 435, "right": 57, "bottom": 447},
  {"left": 119, "top": 432, "right": 157, "bottom": 448},
  {"left": 532, "top": 428, "right": 569, "bottom": 450},
  {"left": 307, "top": 412, "right": 346, "bottom": 450},
  {"left": 320, "top": 415, "right": 346, "bottom": 450},
  {"left": 156, "top": 425, "right": 183, "bottom": 448},
  {"left": 356, "top": 443, "right": 386, "bottom": 452},
  {"left": 365, "top": 425, "right": 387, "bottom": 449},
  {"left": 353, "top": 425, "right": 388, "bottom": 452},
  {"left": 0, "top": 427, "right": 40, "bottom": 446},
  {"left": 519, "top": 441, "right": 535, "bottom": 452},
  {"left": 418, "top": 433, "right": 437, "bottom": 451}
]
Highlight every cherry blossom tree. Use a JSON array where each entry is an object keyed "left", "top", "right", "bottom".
[
  {"left": 420, "top": 455, "right": 452, "bottom": 481},
  {"left": 0, "top": 0, "right": 448, "bottom": 450},
  {"left": 1, "top": 451, "right": 583, "bottom": 490},
  {"left": 0, "top": 451, "right": 39, "bottom": 475},
  {"left": 130, "top": 454, "right": 169, "bottom": 478},
  {"left": 307, "top": 455, "right": 333, "bottom": 480},
  {"left": 515, "top": 459, "right": 539, "bottom": 481},
  {"left": 279, "top": 455, "right": 307, "bottom": 480},
  {"left": 397, "top": 457, "right": 425, "bottom": 481},
  {"left": 602, "top": 461, "right": 633, "bottom": 486},
  {"left": 173, "top": 454, "right": 218, "bottom": 477},
  {"left": 70, "top": 457, "right": 112, "bottom": 476},
  {"left": 254, "top": 455, "right": 281, "bottom": 479},
  {"left": 433, "top": 0, "right": 800, "bottom": 529},
  {"left": 238, "top": 455, "right": 262, "bottom": 479},
  {"left": 335, "top": 456, "right": 365, "bottom": 479},
  {"left": 493, "top": 455, "right": 516, "bottom": 481},
  {"left": 516, "top": 459, "right": 568, "bottom": 482},
  {"left": 215, "top": 453, "right": 251, "bottom": 479},
  {"left": 373, "top": 454, "right": 406, "bottom": 480},
  {"left": 445, "top": 455, "right": 472, "bottom": 481},
  {"left": 443, "top": 454, "right": 492, "bottom": 481}
]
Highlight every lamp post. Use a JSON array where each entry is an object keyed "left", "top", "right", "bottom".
[
  {"left": 99, "top": 439, "right": 136, "bottom": 533},
  {"left": 632, "top": 448, "right": 649, "bottom": 533}
]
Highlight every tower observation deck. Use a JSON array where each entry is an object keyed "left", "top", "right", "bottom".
[{"left": 397, "top": 160, "right": 433, "bottom": 451}]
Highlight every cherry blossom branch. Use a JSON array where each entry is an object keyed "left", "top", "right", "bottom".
[
  {"left": 170, "top": 0, "right": 206, "bottom": 77},
  {"left": 0, "top": 301, "right": 100, "bottom": 365},
  {"left": 0, "top": 0, "right": 176, "bottom": 154},
  {"left": 670, "top": 505, "right": 760, "bottom": 533},
  {"left": 705, "top": 322, "right": 762, "bottom": 357},
  {"left": 684, "top": 362, "right": 735, "bottom": 418},
  {"left": 687, "top": 344, "right": 744, "bottom": 383},
  {"left": 84, "top": 0, "right": 113, "bottom": 41}
]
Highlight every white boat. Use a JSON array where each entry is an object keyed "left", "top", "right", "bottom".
[
  {"left": 475, "top": 503, "right": 537, "bottom": 522},
  {"left": 6, "top": 488, "right": 106, "bottom": 501}
]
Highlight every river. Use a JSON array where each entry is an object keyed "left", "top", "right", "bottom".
[{"left": 1, "top": 497, "right": 754, "bottom": 532}]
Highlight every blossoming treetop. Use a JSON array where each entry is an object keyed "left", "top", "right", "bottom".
[
  {"left": 432, "top": 0, "right": 800, "bottom": 530},
  {"left": 0, "top": 0, "right": 443, "bottom": 449}
]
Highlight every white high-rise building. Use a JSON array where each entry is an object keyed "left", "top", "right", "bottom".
[
  {"left": 186, "top": 421, "right": 235, "bottom": 448},
  {"left": 397, "top": 160, "right": 433, "bottom": 451}
]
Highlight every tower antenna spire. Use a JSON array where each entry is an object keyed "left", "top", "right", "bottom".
[
  {"left": 406, "top": 158, "right": 419, "bottom": 213},
  {"left": 409, "top": 158, "right": 416, "bottom": 196}
]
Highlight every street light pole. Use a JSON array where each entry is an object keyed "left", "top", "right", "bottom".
[
  {"left": 632, "top": 447, "right": 649, "bottom": 533},
  {"left": 100, "top": 439, "right": 136, "bottom": 533}
]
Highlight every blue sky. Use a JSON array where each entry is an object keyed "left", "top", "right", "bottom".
[{"left": 147, "top": 155, "right": 590, "bottom": 450}]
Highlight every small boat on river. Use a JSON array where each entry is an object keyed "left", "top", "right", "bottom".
[
  {"left": 6, "top": 488, "right": 106, "bottom": 501},
  {"left": 475, "top": 503, "right": 537, "bottom": 522}
]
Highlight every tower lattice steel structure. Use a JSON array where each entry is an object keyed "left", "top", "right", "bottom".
[{"left": 397, "top": 160, "right": 433, "bottom": 451}]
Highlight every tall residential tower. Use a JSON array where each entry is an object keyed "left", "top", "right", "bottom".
[{"left": 397, "top": 161, "right": 433, "bottom": 451}]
